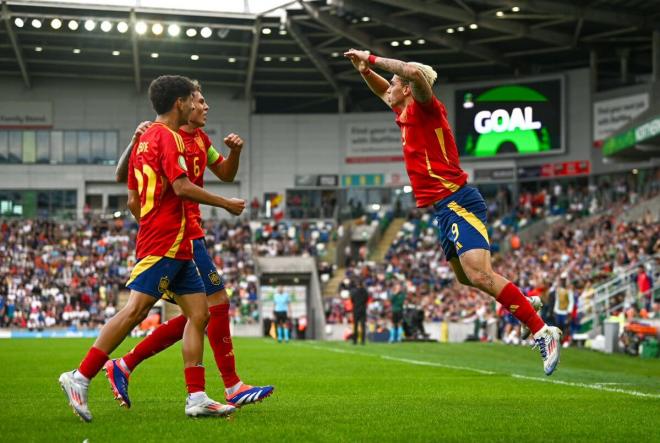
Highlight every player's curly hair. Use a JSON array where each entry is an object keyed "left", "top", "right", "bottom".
[{"left": 148, "top": 75, "right": 196, "bottom": 115}]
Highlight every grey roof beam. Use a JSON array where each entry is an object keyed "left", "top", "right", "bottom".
[
  {"left": 1, "top": 2, "right": 29, "bottom": 87},
  {"left": 5, "top": 0, "right": 256, "bottom": 21},
  {"left": 244, "top": 16, "right": 261, "bottom": 99},
  {"left": 283, "top": 95, "right": 338, "bottom": 112},
  {"left": 298, "top": 0, "right": 395, "bottom": 57},
  {"left": 372, "top": 0, "right": 573, "bottom": 47},
  {"left": 286, "top": 16, "right": 341, "bottom": 96},
  {"left": 342, "top": 0, "right": 512, "bottom": 68},
  {"left": 317, "top": 35, "right": 344, "bottom": 50},
  {"left": 473, "top": 0, "right": 656, "bottom": 31},
  {"left": 255, "top": 91, "right": 336, "bottom": 97},
  {"left": 5, "top": 30, "right": 251, "bottom": 48},
  {"left": 129, "top": 10, "right": 140, "bottom": 93},
  {"left": 2, "top": 10, "right": 255, "bottom": 32},
  {"left": 0, "top": 70, "right": 245, "bottom": 87}
]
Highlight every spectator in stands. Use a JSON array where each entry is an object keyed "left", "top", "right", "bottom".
[
  {"left": 553, "top": 277, "right": 574, "bottom": 341},
  {"left": 637, "top": 265, "right": 652, "bottom": 310},
  {"left": 350, "top": 279, "right": 368, "bottom": 345},
  {"left": 250, "top": 197, "right": 260, "bottom": 220}
]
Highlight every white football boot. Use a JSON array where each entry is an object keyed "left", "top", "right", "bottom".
[
  {"left": 533, "top": 326, "right": 562, "bottom": 376},
  {"left": 185, "top": 393, "right": 236, "bottom": 418},
  {"left": 59, "top": 370, "right": 92, "bottom": 422}
]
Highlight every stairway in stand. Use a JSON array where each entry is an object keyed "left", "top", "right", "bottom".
[
  {"left": 323, "top": 267, "right": 346, "bottom": 297},
  {"left": 369, "top": 218, "right": 406, "bottom": 262}
]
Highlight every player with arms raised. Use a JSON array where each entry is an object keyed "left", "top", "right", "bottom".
[
  {"left": 105, "top": 81, "right": 273, "bottom": 409},
  {"left": 59, "top": 75, "right": 245, "bottom": 422},
  {"left": 344, "top": 49, "right": 561, "bottom": 375}
]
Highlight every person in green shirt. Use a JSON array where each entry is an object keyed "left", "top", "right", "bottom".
[{"left": 389, "top": 283, "right": 406, "bottom": 343}]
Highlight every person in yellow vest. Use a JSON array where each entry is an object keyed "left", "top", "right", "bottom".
[{"left": 553, "top": 277, "right": 574, "bottom": 341}]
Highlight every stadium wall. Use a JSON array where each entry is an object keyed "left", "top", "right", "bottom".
[
  {"left": 0, "top": 70, "right": 657, "bottom": 217},
  {"left": 0, "top": 77, "right": 249, "bottom": 218},
  {"left": 249, "top": 69, "right": 658, "bottom": 199},
  {"left": 249, "top": 69, "right": 585, "bottom": 199}
]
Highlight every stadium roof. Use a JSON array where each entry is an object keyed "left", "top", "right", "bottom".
[
  {"left": 1, "top": 0, "right": 659, "bottom": 113},
  {"left": 23, "top": 0, "right": 297, "bottom": 15}
]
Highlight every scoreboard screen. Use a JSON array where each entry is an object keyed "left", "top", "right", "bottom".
[{"left": 454, "top": 78, "right": 563, "bottom": 158}]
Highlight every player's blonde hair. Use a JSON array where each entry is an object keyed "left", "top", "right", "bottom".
[{"left": 409, "top": 62, "right": 438, "bottom": 87}]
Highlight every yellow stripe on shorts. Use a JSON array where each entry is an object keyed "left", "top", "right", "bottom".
[
  {"left": 126, "top": 255, "right": 162, "bottom": 286},
  {"left": 446, "top": 201, "right": 489, "bottom": 243}
]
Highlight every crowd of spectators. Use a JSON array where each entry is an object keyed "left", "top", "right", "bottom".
[
  {"left": 326, "top": 179, "right": 659, "bottom": 346},
  {"left": 485, "top": 171, "right": 660, "bottom": 251},
  {"left": 0, "top": 217, "right": 336, "bottom": 330},
  {"left": 1, "top": 170, "right": 658, "bottom": 339},
  {"left": 0, "top": 217, "right": 134, "bottom": 330}
]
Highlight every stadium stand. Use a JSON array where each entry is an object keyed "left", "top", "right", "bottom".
[
  {"left": 0, "top": 216, "right": 339, "bottom": 329},
  {"left": 326, "top": 174, "right": 660, "bottom": 345}
]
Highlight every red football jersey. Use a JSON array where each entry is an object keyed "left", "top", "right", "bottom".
[
  {"left": 394, "top": 96, "right": 468, "bottom": 207},
  {"left": 178, "top": 127, "right": 224, "bottom": 240},
  {"left": 128, "top": 122, "right": 192, "bottom": 259}
]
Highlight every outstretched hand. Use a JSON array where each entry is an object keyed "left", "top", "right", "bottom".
[
  {"left": 344, "top": 48, "right": 370, "bottom": 73},
  {"left": 133, "top": 121, "right": 152, "bottom": 140}
]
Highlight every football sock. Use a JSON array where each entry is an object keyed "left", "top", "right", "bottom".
[
  {"left": 73, "top": 370, "right": 90, "bottom": 385},
  {"left": 188, "top": 391, "right": 206, "bottom": 402},
  {"left": 184, "top": 366, "right": 205, "bottom": 394},
  {"left": 208, "top": 304, "right": 241, "bottom": 388},
  {"left": 284, "top": 327, "right": 290, "bottom": 342},
  {"left": 389, "top": 328, "right": 395, "bottom": 342},
  {"left": 122, "top": 314, "right": 187, "bottom": 372},
  {"left": 78, "top": 346, "right": 109, "bottom": 380},
  {"left": 277, "top": 326, "right": 283, "bottom": 341},
  {"left": 397, "top": 326, "right": 404, "bottom": 342},
  {"left": 497, "top": 282, "right": 545, "bottom": 335}
]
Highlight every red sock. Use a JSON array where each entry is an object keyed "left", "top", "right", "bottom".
[
  {"left": 208, "top": 304, "right": 241, "bottom": 388},
  {"left": 122, "top": 315, "right": 187, "bottom": 371},
  {"left": 78, "top": 346, "right": 109, "bottom": 380},
  {"left": 497, "top": 282, "right": 545, "bottom": 335},
  {"left": 184, "top": 366, "right": 205, "bottom": 394}
]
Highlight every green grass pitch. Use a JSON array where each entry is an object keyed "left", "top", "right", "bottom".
[{"left": 1, "top": 337, "right": 658, "bottom": 442}]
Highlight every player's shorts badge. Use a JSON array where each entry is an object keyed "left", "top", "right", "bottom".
[
  {"left": 158, "top": 276, "right": 170, "bottom": 293},
  {"left": 209, "top": 271, "right": 222, "bottom": 286}
]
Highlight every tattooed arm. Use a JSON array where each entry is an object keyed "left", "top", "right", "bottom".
[
  {"left": 344, "top": 50, "right": 391, "bottom": 107},
  {"left": 344, "top": 48, "right": 433, "bottom": 104}
]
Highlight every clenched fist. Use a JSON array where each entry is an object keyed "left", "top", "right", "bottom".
[
  {"left": 225, "top": 198, "right": 246, "bottom": 216},
  {"left": 224, "top": 133, "right": 244, "bottom": 153}
]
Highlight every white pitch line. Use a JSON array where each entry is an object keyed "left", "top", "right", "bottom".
[
  {"left": 510, "top": 374, "right": 660, "bottom": 399},
  {"left": 302, "top": 343, "right": 660, "bottom": 399},
  {"left": 304, "top": 344, "right": 363, "bottom": 356},
  {"left": 380, "top": 355, "right": 496, "bottom": 375},
  {"left": 302, "top": 344, "right": 494, "bottom": 374},
  {"left": 593, "top": 382, "right": 633, "bottom": 386}
]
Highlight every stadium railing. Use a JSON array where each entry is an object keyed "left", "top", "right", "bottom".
[{"left": 579, "top": 253, "right": 659, "bottom": 336}]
